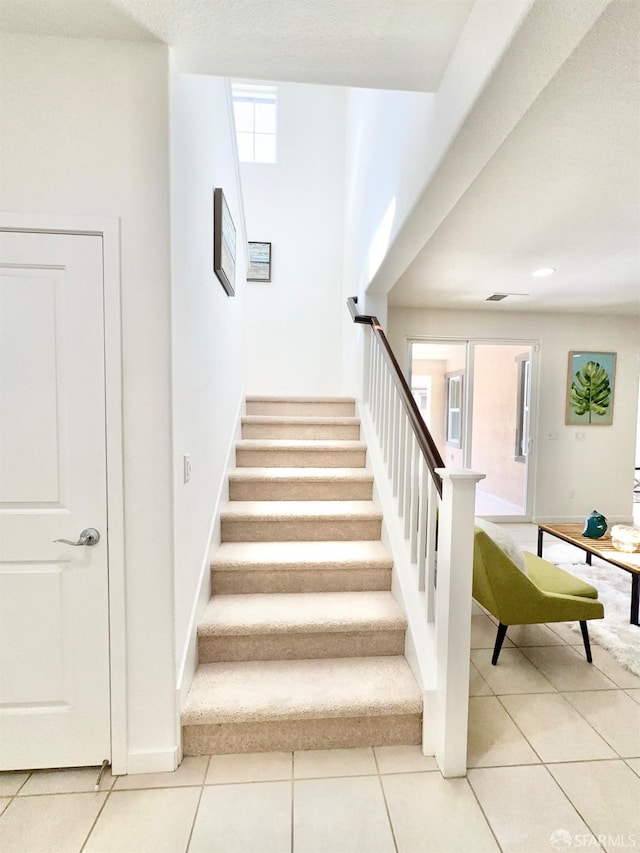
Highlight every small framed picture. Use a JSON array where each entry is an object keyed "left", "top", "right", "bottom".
[
  {"left": 247, "top": 241, "right": 272, "bottom": 282},
  {"left": 213, "top": 187, "right": 236, "bottom": 296},
  {"left": 566, "top": 351, "right": 616, "bottom": 425}
]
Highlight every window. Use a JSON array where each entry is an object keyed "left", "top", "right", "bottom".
[
  {"left": 515, "top": 355, "right": 531, "bottom": 461},
  {"left": 411, "top": 375, "right": 432, "bottom": 427},
  {"left": 232, "top": 83, "right": 277, "bottom": 164},
  {"left": 445, "top": 372, "right": 463, "bottom": 447}
]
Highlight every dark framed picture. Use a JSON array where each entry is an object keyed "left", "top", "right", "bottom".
[
  {"left": 247, "top": 241, "right": 272, "bottom": 282},
  {"left": 213, "top": 187, "right": 236, "bottom": 296}
]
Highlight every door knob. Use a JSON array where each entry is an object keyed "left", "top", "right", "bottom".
[{"left": 54, "top": 528, "right": 100, "bottom": 547}]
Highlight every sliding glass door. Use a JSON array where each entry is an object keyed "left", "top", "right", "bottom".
[
  {"left": 468, "top": 343, "right": 534, "bottom": 518},
  {"left": 408, "top": 339, "right": 537, "bottom": 520}
]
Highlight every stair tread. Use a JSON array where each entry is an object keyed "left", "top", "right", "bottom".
[
  {"left": 237, "top": 439, "right": 366, "bottom": 449},
  {"left": 242, "top": 416, "right": 360, "bottom": 426},
  {"left": 221, "top": 500, "right": 382, "bottom": 520},
  {"left": 246, "top": 396, "right": 356, "bottom": 404},
  {"left": 229, "top": 468, "right": 373, "bottom": 482},
  {"left": 182, "top": 656, "right": 421, "bottom": 724},
  {"left": 199, "top": 591, "right": 405, "bottom": 635},
  {"left": 211, "top": 540, "right": 393, "bottom": 570}
]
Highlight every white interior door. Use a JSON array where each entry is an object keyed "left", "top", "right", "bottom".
[{"left": 0, "top": 230, "right": 111, "bottom": 770}]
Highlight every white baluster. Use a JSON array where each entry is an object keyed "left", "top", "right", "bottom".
[
  {"left": 382, "top": 376, "right": 389, "bottom": 462},
  {"left": 362, "top": 328, "right": 369, "bottom": 407},
  {"left": 425, "top": 478, "right": 438, "bottom": 623},
  {"left": 391, "top": 391, "right": 401, "bottom": 497},
  {"left": 381, "top": 358, "right": 389, "bottom": 451},
  {"left": 386, "top": 374, "right": 394, "bottom": 466},
  {"left": 373, "top": 344, "right": 382, "bottom": 435},
  {"left": 368, "top": 336, "right": 375, "bottom": 421},
  {"left": 409, "top": 438, "right": 419, "bottom": 563},
  {"left": 417, "top": 457, "right": 428, "bottom": 591},
  {"left": 386, "top": 382, "right": 396, "bottom": 477},
  {"left": 397, "top": 412, "right": 407, "bottom": 517},
  {"left": 404, "top": 432, "right": 414, "bottom": 540}
]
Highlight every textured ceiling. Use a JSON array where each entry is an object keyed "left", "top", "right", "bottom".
[
  {"left": 389, "top": 0, "right": 640, "bottom": 314},
  {"left": 0, "top": 0, "right": 475, "bottom": 91},
  {"left": 121, "top": 0, "right": 475, "bottom": 90},
  {"left": 0, "top": 0, "right": 159, "bottom": 41}
]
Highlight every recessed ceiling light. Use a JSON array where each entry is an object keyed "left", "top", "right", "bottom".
[{"left": 532, "top": 267, "right": 556, "bottom": 277}]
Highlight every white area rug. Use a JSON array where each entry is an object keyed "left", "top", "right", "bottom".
[{"left": 544, "top": 543, "right": 640, "bottom": 676}]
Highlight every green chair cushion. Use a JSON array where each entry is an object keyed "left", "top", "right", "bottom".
[{"left": 524, "top": 552, "right": 598, "bottom": 599}]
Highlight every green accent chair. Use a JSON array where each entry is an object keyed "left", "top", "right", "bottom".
[{"left": 473, "top": 527, "right": 604, "bottom": 665}]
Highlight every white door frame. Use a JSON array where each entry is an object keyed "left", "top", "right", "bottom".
[{"left": 0, "top": 212, "right": 127, "bottom": 775}]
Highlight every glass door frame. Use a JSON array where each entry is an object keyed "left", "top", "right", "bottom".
[{"left": 407, "top": 336, "right": 540, "bottom": 522}]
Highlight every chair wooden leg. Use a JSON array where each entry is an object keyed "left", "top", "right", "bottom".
[
  {"left": 580, "top": 620, "right": 593, "bottom": 663},
  {"left": 492, "top": 623, "right": 508, "bottom": 665}
]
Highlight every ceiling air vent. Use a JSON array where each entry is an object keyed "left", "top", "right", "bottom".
[{"left": 486, "top": 293, "right": 509, "bottom": 301}]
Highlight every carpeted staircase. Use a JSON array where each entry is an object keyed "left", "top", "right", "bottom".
[{"left": 181, "top": 397, "right": 422, "bottom": 755}]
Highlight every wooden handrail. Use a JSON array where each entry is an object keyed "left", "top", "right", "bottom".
[{"left": 347, "top": 296, "right": 444, "bottom": 496}]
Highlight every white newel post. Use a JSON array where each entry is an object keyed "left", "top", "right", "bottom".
[{"left": 432, "top": 468, "right": 485, "bottom": 777}]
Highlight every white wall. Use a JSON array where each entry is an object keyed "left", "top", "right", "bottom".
[
  {"left": 242, "top": 82, "right": 346, "bottom": 396},
  {"left": 341, "top": 0, "right": 535, "bottom": 306},
  {"left": 170, "top": 71, "right": 247, "bottom": 707},
  {"left": 389, "top": 307, "right": 640, "bottom": 523},
  {"left": 340, "top": 0, "right": 535, "bottom": 393},
  {"left": 343, "top": 88, "right": 435, "bottom": 297},
  {"left": 341, "top": 86, "right": 439, "bottom": 396},
  {"left": 0, "top": 34, "right": 176, "bottom": 769}
]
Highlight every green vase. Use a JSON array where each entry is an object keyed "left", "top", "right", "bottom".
[{"left": 582, "top": 510, "right": 607, "bottom": 539}]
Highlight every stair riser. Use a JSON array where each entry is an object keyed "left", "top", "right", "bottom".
[
  {"left": 221, "top": 518, "right": 382, "bottom": 542},
  {"left": 242, "top": 424, "right": 361, "bottom": 440},
  {"left": 229, "top": 480, "right": 373, "bottom": 501},
  {"left": 183, "top": 713, "right": 421, "bottom": 755},
  {"left": 246, "top": 401, "right": 355, "bottom": 417},
  {"left": 211, "top": 567, "right": 393, "bottom": 595},
  {"left": 236, "top": 449, "right": 366, "bottom": 468},
  {"left": 198, "top": 630, "right": 405, "bottom": 663}
]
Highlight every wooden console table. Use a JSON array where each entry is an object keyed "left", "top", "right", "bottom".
[{"left": 537, "top": 523, "right": 640, "bottom": 626}]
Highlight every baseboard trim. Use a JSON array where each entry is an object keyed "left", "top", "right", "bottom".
[
  {"left": 175, "top": 391, "right": 245, "bottom": 715},
  {"left": 125, "top": 747, "right": 180, "bottom": 776}
]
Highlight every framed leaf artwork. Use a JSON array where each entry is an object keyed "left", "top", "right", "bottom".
[{"left": 566, "top": 351, "right": 616, "bottom": 425}]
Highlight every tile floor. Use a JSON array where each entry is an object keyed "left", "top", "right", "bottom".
[{"left": 1, "top": 524, "right": 639, "bottom": 852}]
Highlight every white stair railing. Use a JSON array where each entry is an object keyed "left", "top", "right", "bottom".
[{"left": 348, "top": 298, "right": 484, "bottom": 777}]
